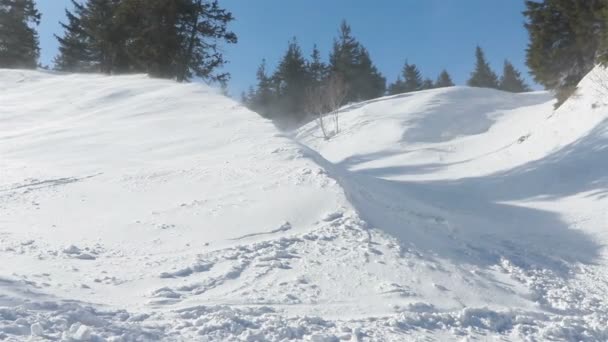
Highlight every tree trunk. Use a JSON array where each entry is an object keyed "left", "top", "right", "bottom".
[{"left": 177, "top": 0, "right": 201, "bottom": 82}]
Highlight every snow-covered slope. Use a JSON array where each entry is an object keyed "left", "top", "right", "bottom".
[
  {"left": 2, "top": 68, "right": 608, "bottom": 341},
  {"left": 296, "top": 68, "right": 608, "bottom": 340},
  {"left": 0, "top": 70, "right": 358, "bottom": 340}
]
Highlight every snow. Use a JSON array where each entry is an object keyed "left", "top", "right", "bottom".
[
  {"left": 2, "top": 67, "right": 608, "bottom": 340},
  {"left": 29, "top": 322, "right": 43, "bottom": 336}
]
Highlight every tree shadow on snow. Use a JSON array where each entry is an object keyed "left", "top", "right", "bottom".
[
  {"left": 303, "top": 118, "right": 608, "bottom": 276},
  {"left": 400, "top": 88, "right": 553, "bottom": 144},
  {"left": 337, "top": 148, "right": 455, "bottom": 177},
  {"left": 340, "top": 92, "right": 417, "bottom": 112}
]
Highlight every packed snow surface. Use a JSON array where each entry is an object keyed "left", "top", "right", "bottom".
[{"left": 1, "top": 68, "right": 608, "bottom": 340}]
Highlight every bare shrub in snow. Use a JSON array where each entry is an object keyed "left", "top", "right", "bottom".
[
  {"left": 326, "top": 73, "right": 349, "bottom": 135},
  {"left": 305, "top": 85, "right": 330, "bottom": 139},
  {"left": 305, "top": 73, "right": 349, "bottom": 140}
]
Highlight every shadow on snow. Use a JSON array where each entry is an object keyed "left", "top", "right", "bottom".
[{"left": 299, "top": 117, "right": 608, "bottom": 276}]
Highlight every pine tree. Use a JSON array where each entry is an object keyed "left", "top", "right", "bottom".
[
  {"left": 308, "top": 44, "right": 328, "bottom": 88},
  {"left": 601, "top": 5, "right": 608, "bottom": 62},
  {"left": 402, "top": 62, "right": 423, "bottom": 92},
  {"left": 387, "top": 76, "right": 406, "bottom": 95},
  {"left": 388, "top": 62, "right": 430, "bottom": 94},
  {"left": 55, "top": 0, "right": 130, "bottom": 73},
  {"left": 115, "top": 0, "right": 180, "bottom": 77},
  {"left": 329, "top": 21, "right": 385, "bottom": 102},
  {"left": 467, "top": 46, "right": 499, "bottom": 89},
  {"left": 172, "top": 0, "right": 237, "bottom": 83},
  {"left": 241, "top": 86, "right": 256, "bottom": 107},
  {"left": 85, "top": 0, "right": 128, "bottom": 73},
  {"left": 0, "top": 0, "right": 41, "bottom": 69},
  {"left": 54, "top": 1, "right": 94, "bottom": 71},
  {"left": 272, "top": 38, "right": 311, "bottom": 122},
  {"left": 354, "top": 47, "right": 386, "bottom": 100},
  {"left": 435, "top": 69, "right": 455, "bottom": 88},
  {"left": 248, "top": 59, "right": 277, "bottom": 118},
  {"left": 525, "top": 0, "right": 605, "bottom": 106},
  {"left": 329, "top": 20, "right": 358, "bottom": 97},
  {"left": 54, "top": 0, "right": 237, "bottom": 82},
  {"left": 240, "top": 90, "right": 249, "bottom": 105},
  {"left": 421, "top": 78, "right": 434, "bottom": 90},
  {"left": 117, "top": 0, "right": 237, "bottom": 82},
  {"left": 499, "top": 60, "right": 531, "bottom": 93}
]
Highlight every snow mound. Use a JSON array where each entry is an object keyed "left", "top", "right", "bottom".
[
  {"left": 297, "top": 66, "right": 608, "bottom": 339},
  {"left": 0, "top": 70, "right": 350, "bottom": 246},
  {"left": 0, "top": 70, "right": 357, "bottom": 340}
]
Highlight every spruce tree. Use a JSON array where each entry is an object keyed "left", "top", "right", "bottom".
[
  {"left": 435, "top": 69, "right": 455, "bottom": 88},
  {"left": 467, "top": 46, "right": 499, "bottom": 89},
  {"left": 354, "top": 47, "right": 386, "bottom": 100},
  {"left": 172, "top": 0, "right": 237, "bottom": 83},
  {"left": 525, "top": 0, "right": 605, "bottom": 105},
  {"left": 240, "top": 90, "right": 250, "bottom": 105},
  {"left": 421, "top": 78, "right": 434, "bottom": 90},
  {"left": 0, "top": 0, "right": 41, "bottom": 69},
  {"left": 244, "top": 86, "right": 256, "bottom": 104},
  {"left": 388, "top": 62, "right": 429, "bottom": 94},
  {"left": 54, "top": 1, "right": 94, "bottom": 71},
  {"left": 329, "top": 21, "right": 385, "bottom": 102},
  {"left": 115, "top": 0, "right": 180, "bottom": 77},
  {"left": 499, "top": 60, "right": 531, "bottom": 93},
  {"left": 54, "top": 0, "right": 236, "bottom": 82},
  {"left": 248, "top": 59, "right": 277, "bottom": 118},
  {"left": 116, "top": 0, "right": 237, "bottom": 82},
  {"left": 86, "top": 0, "right": 129, "bottom": 73},
  {"left": 329, "top": 20, "right": 358, "bottom": 96},
  {"left": 273, "top": 38, "right": 311, "bottom": 122},
  {"left": 402, "top": 62, "right": 423, "bottom": 92},
  {"left": 600, "top": 5, "right": 608, "bottom": 63},
  {"left": 387, "top": 76, "right": 406, "bottom": 95},
  {"left": 55, "top": 0, "right": 131, "bottom": 73},
  {"left": 308, "top": 44, "right": 328, "bottom": 88}
]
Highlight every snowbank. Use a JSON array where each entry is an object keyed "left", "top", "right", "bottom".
[
  {"left": 297, "top": 66, "right": 608, "bottom": 339},
  {"left": 2, "top": 67, "right": 608, "bottom": 340}
]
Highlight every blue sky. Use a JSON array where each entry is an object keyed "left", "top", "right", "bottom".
[{"left": 35, "top": 1, "right": 535, "bottom": 96}]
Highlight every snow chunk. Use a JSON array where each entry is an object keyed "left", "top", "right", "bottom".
[
  {"left": 63, "top": 245, "right": 81, "bottom": 255},
  {"left": 75, "top": 253, "right": 96, "bottom": 260},
  {"left": 73, "top": 325, "right": 93, "bottom": 341},
  {"left": 30, "top": 322, "right": 44, "bottom": 336}
]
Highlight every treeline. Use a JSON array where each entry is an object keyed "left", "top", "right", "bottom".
[
  {"left": 243, "top": 21, "right": 530, "bottom": 127},
  {"left": 0, "top": 0, "right": 237, "bottom": 83},
  {"left": 242, "top": 22, "right": 386, "bottom": 126},
  {"left": 6, "top": 0, "right": 604, "bottom": 113},
  {"left": 524, "top": 0, "right": 608, "bottom": 106},
  {"left": 388, "top": 49, "right": 530, "bottom": 95}
]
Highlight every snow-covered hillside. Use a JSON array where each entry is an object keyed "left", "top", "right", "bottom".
[{"left": 1, "top": 68, "right": 608, "bottom": 341}]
